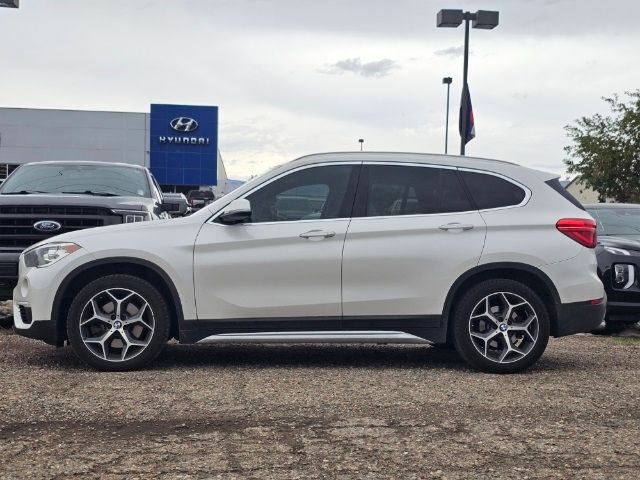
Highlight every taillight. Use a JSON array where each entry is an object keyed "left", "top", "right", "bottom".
[{"left": 556, "top": 218, "right": 597, "bottom": 248}]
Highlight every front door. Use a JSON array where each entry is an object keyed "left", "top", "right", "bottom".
[{"left": 194, "top": 163, "right": 359, "bottom": 324}]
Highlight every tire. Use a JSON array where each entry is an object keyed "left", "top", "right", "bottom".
[
  {"left": 451, "top": 279, "right": 550, "bottom": 374},
  {"left": 66, "top": 274, "right": 171, "bottom": 371}
]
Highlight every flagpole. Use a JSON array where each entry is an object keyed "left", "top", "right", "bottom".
[{"left": 460, "top": 14, "right": 470, "bottom": 156}]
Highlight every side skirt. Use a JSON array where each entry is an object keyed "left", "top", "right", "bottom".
[
  {"left": 178, "top": 315, "right": 446, "bottom": 344},
  {"left": 197, "top": 331, "right": 433, "bottom": 345}
]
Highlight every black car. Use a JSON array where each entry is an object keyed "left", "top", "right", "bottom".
[
  {"left": 0, "top": 161, "right": 178, "bottom": 300},
  {"left": 585, "top": 203, "right": 640, "bottom": 331},
  {"left": 186, "top": 190, "right": 215, "bottom": 210}
]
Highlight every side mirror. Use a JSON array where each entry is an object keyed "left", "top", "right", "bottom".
[{"left": 219, "top": 198, "right": 251, "bottom": 225}]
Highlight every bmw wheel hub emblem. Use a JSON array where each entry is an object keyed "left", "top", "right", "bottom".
[
  {"left": 499, "top": 324, "right": 508, "bottom": 332},
  {"left": 113, "top": 320, "right": 123, "bottom": 329},
  {"left": 33, "top": 220, "right": 62, "bottom": 233}
]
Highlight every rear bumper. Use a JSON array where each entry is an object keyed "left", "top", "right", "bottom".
[{"left": 554, "top": 300, "right": 606, "bottom": 337}]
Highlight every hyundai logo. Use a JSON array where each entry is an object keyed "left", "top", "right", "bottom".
[
  {"left": 33, "top": 220, "right": 62, "bottom": 233},
  {"left": 170, "top": 117, "right": 199, "bottom": 133}
]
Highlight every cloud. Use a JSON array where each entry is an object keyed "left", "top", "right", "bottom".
[
  {"left": 434, "top": 46, "right": 464, "bottom": 58},
  {"left": 319, "top": 57, "right": 400, "bottom": 78}
]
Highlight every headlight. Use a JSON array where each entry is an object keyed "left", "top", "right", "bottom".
[
  {"left": 604, "top": 246, "right": 632, "bottom": 256},
  {"left": 613, "top": 264, "right": 636, "bottom": 290},
  {"left": 113, "top": 210, "right": 151, "bottom": 223},
  {"left": 23, "top": 242, "right": 81, "bottom": 268}
]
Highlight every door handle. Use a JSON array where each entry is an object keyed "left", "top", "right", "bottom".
[
  {"left": 439, "top": 223, "right": 474, "bottom": 231},
  {"left": 299, "top": 230, "right": 336, "bottom": 239}
]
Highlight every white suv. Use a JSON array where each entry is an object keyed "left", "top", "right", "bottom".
[{"left": 13, "top": 153, "right": 605, "bottom": 373}]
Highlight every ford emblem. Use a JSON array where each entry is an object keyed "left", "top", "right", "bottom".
[{"left": 33, "top": 220, "right": 62, "bottom": 233}]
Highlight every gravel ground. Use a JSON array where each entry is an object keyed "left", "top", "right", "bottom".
[{"left": 0, "top": 332, "right": 638, "bottom": 479}]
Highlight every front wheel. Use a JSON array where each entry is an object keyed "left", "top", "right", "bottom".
[
  {"left": 66, "top": 274, "right": 171, "bottom": 371},
  {"left": 452, "top": 279, "right": 550, "bottom": 374}
]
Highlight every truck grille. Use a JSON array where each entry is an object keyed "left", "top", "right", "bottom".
[{"left": 0, "top": 205, "right": 121, "bottom": 251}]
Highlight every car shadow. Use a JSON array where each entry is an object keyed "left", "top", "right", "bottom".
[{"left": 18, "top": 341, "right": 588, "bottom": 374}]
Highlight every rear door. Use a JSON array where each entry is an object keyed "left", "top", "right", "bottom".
[{"left": 341, "top": 162, "right": 486, "bottom": 327}]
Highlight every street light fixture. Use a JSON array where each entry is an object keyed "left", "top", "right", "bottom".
[
  {"left": 442, "top": 77, "right": 452, "bottom": 154},
  {"left": 437, "top": 9, "right": 499, "bottom": 155},
  {"left": 358, "top": 138, "right": 364, "bottom": 152},
  {"left": 0, "top": 0, "right": 19, "bottom": 8}
]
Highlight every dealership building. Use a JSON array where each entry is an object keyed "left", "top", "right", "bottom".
[{"left": 0, "top": 104, "right": 236, "bottom": 196}]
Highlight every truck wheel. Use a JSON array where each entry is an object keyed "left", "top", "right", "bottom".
[
  {"left": 66, "top": 274, "right": 171, "bottom": 371},
  {"left": 452, "top": 279, "right": 550, "bottom": 374}
]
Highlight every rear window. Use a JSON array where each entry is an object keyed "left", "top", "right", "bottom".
[
  {"left": 189, "top": 191, "right": 214, "bottom": 199},
  {"left": 460, "top": 171, "right": 526, "bottom": 210},
  {"left": 588, "top": 207, "right": 640, "bottom": 236},
  {"left": 545, "top": 178, "right": 584, "bottom": 210}
]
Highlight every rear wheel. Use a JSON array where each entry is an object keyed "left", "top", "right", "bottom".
[
  {"left": 452, "top": 279, "right": 550, "bottom": 374},
  {"left": 66, "top": 274, "right": 171, "bottom": 371}
]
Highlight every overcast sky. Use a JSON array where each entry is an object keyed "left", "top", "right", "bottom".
[{"left": 0, "top": 0, "right": 638, "bottom": 179}]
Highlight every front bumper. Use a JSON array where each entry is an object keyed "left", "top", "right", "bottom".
[
  {"left": 13, "top": 246, "right": 95, "bottom": 347},
  {"left": 12, "top": 303, "right": 60, "bottom": 346},
  {"left": 596, "top": 248, "right": 640, "bottom": 323},
  {"left": 554, "top": 299, "right": 606, "bottom": 337}
]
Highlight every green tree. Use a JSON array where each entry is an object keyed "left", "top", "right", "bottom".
[{"left": 564, "top": 90, "right": 640, "bottom": 202}]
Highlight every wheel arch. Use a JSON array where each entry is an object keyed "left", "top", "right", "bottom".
[
  {"left": 52, "top": 257, "right": 184, "bottom": 345},
  {"left": 442, "top": 262, "right": 562, "bottom": 340}
]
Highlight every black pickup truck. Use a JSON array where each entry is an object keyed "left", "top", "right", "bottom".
[{"left": 0, "top": 161, "right": 180, "bottom": 300}]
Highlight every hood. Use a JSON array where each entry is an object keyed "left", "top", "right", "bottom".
[
  {"left": 26, "top": 217, "right": 176, "bottom": 251},
  {"left": 0, "top": 193, "right": 154, "bottom": 211},
  {"left": 598, "top": 235, "right": 640, "bottom": 252}
]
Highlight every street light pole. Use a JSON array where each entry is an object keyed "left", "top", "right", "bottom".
[
  {"left": 437, "top": 9, "right": 499, "bottom": 156},
  {"left": 442, "top": 77, "right": 452, "bottom": 154},
  {"left": 358, "top": 138, "right": 364, "bottom": 151}
]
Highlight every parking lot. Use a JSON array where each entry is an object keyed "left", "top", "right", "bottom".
[{"left": 0, "top": 327, "right": 638, "bottom": 479}]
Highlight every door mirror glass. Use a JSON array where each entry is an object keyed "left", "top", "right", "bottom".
[{"left": 219, "top": 199, "right": 252, "bottom": 224}]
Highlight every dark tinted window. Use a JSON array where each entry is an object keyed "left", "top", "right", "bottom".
[
  {"left": 460, "top": 171, "right": 526, "bottom": 210},
  {"left": 247, "top": 165, "right": 354, "bottom": 223},
  {"left": 188, "top": 190, "right": 214, "bottom": 200},
  {"left": 363, "top": 165, "right": 472, "bottom": 216},
  {"left": 545, "top": 178, "right": 584, "bottom": 210},
  {"left": 0, "top": 164, "right": 151, "bottom": 197}
]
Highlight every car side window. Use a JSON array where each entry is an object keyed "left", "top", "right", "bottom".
[
  {"left": 246, "top": 165, "right": 355, "bottom": 223},
  {"left": 460, "top": 171, "right": 526, "bottom": 210},
  {"left": 361, "top": 165, "right": 472, "bottom": 217}
]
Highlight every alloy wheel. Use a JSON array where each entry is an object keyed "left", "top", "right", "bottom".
[
  {"left": 79, "top": 288, "right": 155, "bottom": 362},
  {"left": 468, "top": 292, "right": 539, "bottom": 364}
]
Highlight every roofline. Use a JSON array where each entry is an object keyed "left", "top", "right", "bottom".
[
  {"left": 20, "top": 160, "right": 147, "bottom": 169},
  {"left": 287, "top": 151, "right": 518, "bottom": 166},
  {"left": 0, "top": 106, "right": 145, "bottom": 115},
  {"left": 584, "top": 203, "right": 640, "bottom": 208}
]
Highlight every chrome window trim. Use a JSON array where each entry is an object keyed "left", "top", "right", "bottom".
[{"left": 206, "top": 160, "right": 532, "bottom": 225}]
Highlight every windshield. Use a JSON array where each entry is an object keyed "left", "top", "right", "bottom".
[
  {"left": 588, "top": 207, "right": 640, "bottom": 236},
  {"left": 0, "top": 164, "right": 151, "bottom": 197}
]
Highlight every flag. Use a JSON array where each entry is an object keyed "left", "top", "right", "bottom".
[{"left": 459, "top": 84, "right": 476, "bottom": 145}]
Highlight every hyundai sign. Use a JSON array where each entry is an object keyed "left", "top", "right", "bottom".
[{"left": 150, "top": 104, "right": 218, "bottom": 185}]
